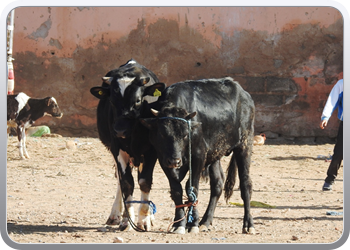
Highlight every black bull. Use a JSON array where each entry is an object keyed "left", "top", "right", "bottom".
[{"left": 141, "top": 77, "right": 255, "bottom": 234}]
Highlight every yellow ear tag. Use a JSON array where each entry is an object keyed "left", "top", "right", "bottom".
[
  {"left": 153, "top": 89, "right": 161, "bottom": 97},
  {"left": 98, "top": 90, "right": 103, "bottom": 95}
]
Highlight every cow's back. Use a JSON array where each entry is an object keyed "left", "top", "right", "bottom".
[
  {"left": 159, "top": 77, "right": 255, "bottom": 160},
  {"left": 162, "top": 77, "right": 252, "bottom": 105},
  {"left": 160, "top": 77, "right": 254, "bottom": 123},
  {"left": 7, "top": 93, "right": 31, "bottom": 121}
]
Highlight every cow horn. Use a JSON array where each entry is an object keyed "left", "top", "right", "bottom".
[
  {"left": 142, "top": 77, "right": 150, "bottom": 85},
  {"left": 102, "top": 77, "right": 112, "bottom": 84},
  {"left": 151, "top": 108, "right": 159, "bottom": 116}
]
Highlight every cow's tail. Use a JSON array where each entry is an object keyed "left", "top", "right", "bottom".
[{"left": 224, "top": 153, "right": 237, "bottom": 203}]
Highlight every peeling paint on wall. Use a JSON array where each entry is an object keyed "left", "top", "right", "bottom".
[
  {"left": 12, "top": 7, "right": 343, "bottom": 140},
  {"left": 27, "top": 18, "right": 52, "bottom": 40},
  {"left": 77, "top": 7, "right": 90, "bottom": 11},
  {"left": 49, "top": 38, "right": 63, "bottom": 50}
]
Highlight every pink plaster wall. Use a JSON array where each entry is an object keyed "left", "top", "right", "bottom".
[
  {"left": 10, "top": 7, "right": 343, "bottom": 141},
  {"left": 13, "top": 7, "right": 341, "bottom": 56}
]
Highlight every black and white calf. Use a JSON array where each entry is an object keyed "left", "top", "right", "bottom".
[
  {"left": 90, "top": 59, "right": 165, "bottom": 231},
  {"left": 141, "top": 77, "right": 255, "bottom": 234},
  {"left": 7, "top": 92, "right": 63, "bottom": 159}
]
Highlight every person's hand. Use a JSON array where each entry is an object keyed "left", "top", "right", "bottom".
[{"left": 320, "top": 120, "right": 328, "bottom": 129}]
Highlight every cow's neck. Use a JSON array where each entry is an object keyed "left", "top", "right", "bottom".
[{"left": 27, "top": 98, "right": 47, "bottom": 121}]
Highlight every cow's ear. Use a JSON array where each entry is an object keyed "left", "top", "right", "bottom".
[
  {"left": 140, "top": 118, "right": 157, "bottom": 130},
  {"left": 185, "top": 111, "right": 197, "bottom": 120},
  {"left": 143, "top": 83, "right": 166, "bottom": 97},
  {"left": 90, "top": 87, "right": 110, "bottom": 99}
]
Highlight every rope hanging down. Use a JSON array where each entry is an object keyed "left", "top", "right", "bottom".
[{"left": 159, "top": 116, "right": 197, "bottom": 223}]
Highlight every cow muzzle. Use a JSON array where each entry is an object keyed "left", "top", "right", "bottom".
[
  {"left": 167, "top": 158, "right": 182, "bottom": 169},
  {"left": 114, "top": 129, "right": 127, "bottom": 139},
  {"left": 54, "top": 113, "right": 63, "bottom": 118}
]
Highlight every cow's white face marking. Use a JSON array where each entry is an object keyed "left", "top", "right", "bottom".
[
  {"left": 15, "top": 92, "right": 30, "bottom": 115},
  {"left": 127, "top": 59, "right": 136, "bottom": 65},
  {"left": 50, "top": 97, "right": 58, "bottom": 105},
  {"left": 118, "top": 77, "right": 135, "bottom": 97}
]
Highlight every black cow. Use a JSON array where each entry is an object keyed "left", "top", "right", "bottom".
[
  {"left": 140, "top": 77, "right": 255, "bottom": 234},
  {"left": 90, "top": 59, "right": 165, "bottom": 231},
  {"left": 7, "top": 92, "right": 63, "bottom": 159}
]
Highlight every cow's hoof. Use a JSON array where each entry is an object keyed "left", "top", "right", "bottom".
[
  {"left": 170, "top": 226, "right": 186, "bottom": 234},
  {"left": 243, "top": 227, "right": 256, "bottom": 234},
  {"left": 136, "top": 223, "right": 146, "bottom": 231},
  {"left": 137, "top": 215, "right": 154, "bottom": 231},
  {"left": 137, "top": 221, "right": 152, "bottom": 231},
  {"left": 199, "top": 225, "right": 210, "bottom": 232},
  {"left": 119, "top": 223, "right": 131, "bottom": 231},
  {"left": 150, "top": 214, "right": 155, "bottom": 226},
  {"left": 188, "top": 226, "right": 199, "bottom": 234},
  {"left": 106, "top": 217, "right": 121, "bottom": 225}
]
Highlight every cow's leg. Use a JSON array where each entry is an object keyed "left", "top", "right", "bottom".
[
  {"left": 170, "top": 182, "right": 186, "bottom": 234},
  {"left": 162, "top": 168, "right": 187, "bottom": 234},
  {"left": 107, "top": 149, "right": 135, "bottom": 231},
  {"left": 120, "top": 183, "right": 135, "bottom": 231},
  {"left": 117, "top": 149, "right": 135, "bottom": 231},
  {"left": 22, "top": 127, "right": 30, "bottom": 159},
  {"left": 233, "top": 143, "right": 255, "bottom": 234},
  {"left": 137, "top": 179, "right": 153, "bottom": 230},
  {"left": 137, "top": 152, "right": 157, "bottom": 231},
  {"left": 184, "top": 156, "right": 205, "bottom": 234},
  {"left": 106, "top": 161, "right": 123, "bottom": 226},
  {"left": 16, "top": 126, "right": 26, "bottom": 160},
  {"left": 199, "top": 160, "right": 224, "bottom": 232}
]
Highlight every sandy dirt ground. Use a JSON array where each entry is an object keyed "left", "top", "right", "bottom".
[{"left": 6, "top": 136, "right": 344, "bottom": 245}]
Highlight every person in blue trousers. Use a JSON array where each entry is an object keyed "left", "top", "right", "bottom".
[{"left": 320, "top": 78, "right": 343, "bottom": 191}]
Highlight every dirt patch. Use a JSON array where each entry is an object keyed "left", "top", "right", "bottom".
[{"left": 6, "top": 136, "right": 343, "bottom": 244}]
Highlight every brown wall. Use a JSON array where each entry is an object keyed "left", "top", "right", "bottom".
[{"left": 11, "top": 7, "right": 343, "bottom": 141}]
